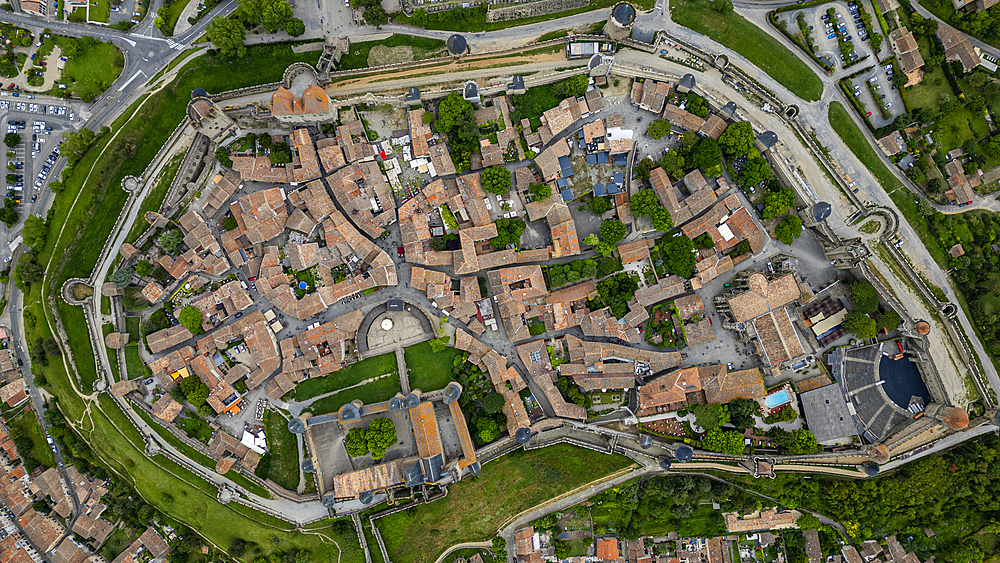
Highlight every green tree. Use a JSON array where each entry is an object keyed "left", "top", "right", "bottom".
[
  {"left": 222, "top": 216, "right": 238, "bottom": 231},
  {"left": 529, "top": 182, "right": 551, "bottom": 201},
  {"left": 110, "top": 266, "right": 134, "bottom": 289},
  {"left": 135, "top": 260, "right": 153, "bottom": 277},
  {"left": 435, "top": 91, "right": 474, "bottom": 136},
  {"left": 738, "top": 155, "right": 772, "bottom": 187},
  {"left": 693, "top": 232, "right": 715, "bottom": 249},
  {"left": 197, "top": 404, "right": 215, "bottom": 418},
  {"left": 21, "top": 216, "right": 47, "bottom": 250},
  {"left": 483, "top": 392, "right": 505, "bottom": 413},
  {"left": 876, "top": 310, "right": 902, "bottom": 333},
  {"left": 702, "top": 428, "right": 744, "bottom": 455},
  {"left": 3, "top": 133, "right": 19, "bottom": 148},
  {"left": 629, "top": 189, "right": 661, "bottom": 217},
  {"left": 691, "top": 403, "right": 730, "bottom": 431},
  {"left": 178, "top": 306, "right": 205, "bottom": 335},
  {"left": 599, "top": 218, "right": 626, "bottom": 245},
  {"left": 664, "top": 235, "right": 696, "bottom": 277},
  {"left": 553, "top": 74, "right": 588, "bottom": 99},
  {"left": 589, "top": 195, "right": 612, "bottom": 214},
  {"left": 206, "top": 16, "right": 247, "bottom": 59},
  {"left": 159, "top": 229, "right": 183, "bottom": 254},
  {"left": 785, "top": 429, "right": 819, "bottom": 454},
  {"left": 490, "top": 217, "right": 525, "bottom": 250},
  {"left": 595, "top": 240, "right": 615, "bottom": 257},
  {"left": 728, "top": 398, "right": 759, "bottom": 430},
  {"left": 363, "top": 3, "right": 388, "bottom": 26},
  {"left": 344, "top": 427, "right": 369, "bottom": 457},
  {"left": 850, "top": 281, "right": 879, "bottom": 313},
  {"left": 178, "top": 376, "right": 209, "bottom": 407},
  {"left": 583, "top": 233, "right": 599, "bottom": 246},
  {"left": 843, "top": 310, "right": 876, "bottom": 339},
  {"left": 366, "top": 418, "right": 396, "bottom": 460},
  {"left": 647, "top": 119, "right": 671, "bottom": 139},
  {"left": 761, "top": 188, "right": 796, "bottom": 220},
  {"left": 481, "top": 166, "right": 512, "bottom": 195},
  {"left": 691, "top": 137, "right": 722, "bottom": 170},
  {"left": 476, "top": 415, "right": 500, "bottom": 443},
  {"left": 774, "top": 214, "right": 802, "bottom": 245},
  {"left": 14, "top": 254, "right": 43, "bottom": 287},
  {"left": 718, "top": 121, "right": 754, "bottom": 155}
]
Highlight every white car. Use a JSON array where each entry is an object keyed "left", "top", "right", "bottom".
[{"left": 869, "top": 77, "right": 877, "bottom": 83}]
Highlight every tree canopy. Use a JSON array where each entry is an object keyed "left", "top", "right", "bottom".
[
  {"left": 663, "top": 235, "right": 696, "bottom": 278},
  {"left": 206, "top": 16, "right": 247, "bottom": 59},
  {"left": 110, "top": 266, "right": 134, "bottom": 289},
  {"left": 647, "top": 119, "right": 671, "bottom": 139},
  {"left": 366, "top": 418, "right": 396, "bottom": 459},
  {"left": 774, "top": 214, "right": 802, "bottom": 245},
  {"left": 690, "top": 137, "right": 722, "bottom": 170},
  {"left": 702, "top": 428, "right": 745, "bottom": 455},
  {"left": 159, "top": 229, "right": 183, "bottom": 254},
  {"left": 761, "top": 188, "right": 796, "bottom": 220},
  {"left": 178, "top": 376, "right": 210, "bottom": 407},
  {"left": 3, "top": 133, "right": 19, "bottom": 148},
  {"left": 481, "top": 166, "right": 512, "bottom": 195},
  {"left": 691, "top": 403, "right": 730, "bottom": 431},
  {"left": 843, "top": 310, "right": 877, "bottom": 339},
  {"left": 490, "top": 217, "right": 525, "bottom": 251},
  {"left": 600, "top": 218, "right": 626, "bottom": 245},
  {"left": 718, "top": 121, "right": 754, "bottom": 155},
  {"left": 528, "top": 182, "right": 551, "bottom": 201},
  {"left": 178, "top": 306, "right": 205, "bottom": 335},
  {"left": 344, "top": 427, "right": 369, "bottom": 457},
  {"left": 850, "top": 280, "right": 879, "bottom": 314},
  {"left": 483, "top": 392, "right": 506, "bottom": 413},
  {"left": 876, "top": 310, "right": 902, "bottom": 333},
  {"left": 21, "top": 216, "right": 47, "bottom": 250},
  {"left": 728, "top": 398, "right": 759, "bottom": 430},
  {"left": 738, "top": 155, "right": 772, "bottom": 187}
]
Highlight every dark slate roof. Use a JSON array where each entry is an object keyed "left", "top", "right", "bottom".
[
  {"left": 447, "top": 34, "right": 467, "bottom": 55},
  {"left": 612, "top": 1, "right": 636, "bottom": 25},
  {"left": 800, "top": 384, "right": 856, "bottom": 445}
]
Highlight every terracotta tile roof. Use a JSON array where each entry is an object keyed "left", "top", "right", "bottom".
[
  {"left": 597, "top": 538, "right": 619, "bottom": 561},
  {"left": 147, "top": 325, "right": 193, "bottom": 354},
  {"left": 409, "top": 108, "right": 432, "bottom": 158},
  {"left": 638, "top": 366, "right": 703, "bottom": 409},
  {"left": 617, "top": 240, "right": 651, "bottom": 264},
  {"left": 752, "top": 309, "right": 805, "bottom": 366},
  {"left": 410, "top": 401, "right": 444, "bottom": 459},
  {"left": 534, "top": 139, "right": 570, "bottom": 181},
  {"left": 639, "top": 80, "right": 671, "bottom": 113},
  {"left": 698, "top": 114, "right": 727, "bottom": 140},
  {"left": 703, "top": 366, "right": 765, "bottom": 403},
  {"left": 332, "top": 461, "right": 404, "bottom": 499},
  {"left": 727, "top": 273, "right": 801, "bottom": 322},
  {"left": 151, "top": 396, "right": 183, "bottom": 422}
]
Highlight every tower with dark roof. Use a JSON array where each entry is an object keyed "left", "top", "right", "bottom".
[{"left": 605, "top": 2, "right": 636, "bottom": 41}]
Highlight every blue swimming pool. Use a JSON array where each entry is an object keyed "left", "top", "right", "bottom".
[{"left": 765, "top": 389, "right": 791, "bottom": 408}]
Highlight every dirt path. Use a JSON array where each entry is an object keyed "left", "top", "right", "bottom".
[{"left": 329, "top": 50, "right": 571, "bottom": 92}]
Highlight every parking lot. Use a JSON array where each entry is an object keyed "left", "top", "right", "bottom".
[
  {"left": 777, "top": 0, "right": 877, "bottom": 71},
  {"left": 0, "top": 95, "right": 75, "bottom": 249},
  {"left": 848, "top": 64, "right": 904, "bottom": 127},
  {"left": 109, "top": 0, "right": 142, "bottom": 26}
]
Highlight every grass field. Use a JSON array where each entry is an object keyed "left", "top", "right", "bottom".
[
  {"left": 161, "top": 0, "right": 196, "bottom": 35},
  {"left": 8, "top": 409, "right": 55, "bottom": 468},
  {"left": 52, "top": 36, "right": 123, "bottom": 101},
  {"left": 934, "top": 106, "right": 989, "bottom": 152},
  {"left": 337, "top": 34, "right": 447, "bottom": 71},
  {"left": 377, "top": 445, "right": 634, "bottom": 563},
  {"left": 123, "top": 344, "right": 150, "bottom": 380},
  {"left": 293, "top": 353, "right": 397, "bottom": 401},
  {"left": 124, "top": 152, "right": 182, "bottom": 245},
  {"left": 264, "top": 411, "right": 299, "bottom": 492},
  {"left": 827, "top": 101, "right": 950, "bottom": 268},
  {"left": 671, "top": 0, "right": 823, "bottom": 101},
  {"left": 404, "top": 342, "right": 459, "bottom": 392},
  {"left": 90, "top": 0, "right": 110, "bottom": 22},
  {"left": 306, "top": 377, "right": 403, "bottom": 416}
]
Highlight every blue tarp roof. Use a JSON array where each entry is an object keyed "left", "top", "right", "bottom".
[
  {"left": 594, "top": 184, "right": 606, "bottom": 196},
  {"left": 607, "top": 185, "right": 620, "bottom": 194},
  {"left": 558, "top": 155, "right": 571, "bottom": 168},
  {"left": 562, "top": 167, "right": 575, "bottom": 177},
  {"left": 556, "top": 178, "right": 569, "bottom": 188},
  {"left": 615, "top": 154, "right": 627, "bottom": 165},
  {"left": 596, "top": 152, "right": 608, "bottom": 164},
  {"left": 613, "top": 172, "right": 624, "bottom": 183},
  {"left": 586, "top": 154, "right": 597, "bottom": 165},
  {"left": 561, "top": 188, "right": 574, "bottom": 202}
]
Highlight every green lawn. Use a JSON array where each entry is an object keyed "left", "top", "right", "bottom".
[
  {"left": 827, "top": 101, "right": 899, "bottom": 190},
  {"left": 176, "top": 411, "right": 213, "bottom": 442},
  {"left": 89, "top": 0, "right": 110, "bottom": 22},
  {"left": 293, "top": 353, "right": 397, "bottom": 401},
  {"left": 103, "top": 323, "right": 121, "bottom": 381},
  {"left": 377, "top": 445, "right": 633, "bottom": 563},
  {"left": 337, "top": 34, "right": 447, "bottom": 71},
  {"left": 125, "top": 317, "right": 140, "bottom": 340},
  {"left": 828, "top": 101, "right": 950, "bottom": 268},
  {"left": 8, "top": 409, "right": 55, "bottom": 468},
  {"left": 404, "top": 342, "right": 459, "bottom": 392},
  {"left": 671, "top": 0, "right": 823, "bottom": 101},
  {"left": 934, "top": 106, "right": 989, "bottom": 152},
  {"left": 306, "top": 377, "right": 403, "bottom": 416},
  {"left": 264, "top": 411, "right": 300, "bottom": 492},
  {"left": 52, "top": 35, "right": 124, "bottom": 102},
  {"left": 132, "top": 404, "right": 271, "bottom": 498},
  {"left": 906, "top": 60, "right": 951, "bottom": 111},
  {"left": 161, "top": 0, "right": 196, "bottom": 36},
  {"left": 124, "top": 152, "right": 182, "bottom": 244},
  {"left": 123, "top": 344, "right": 150, "bottom": 380}
]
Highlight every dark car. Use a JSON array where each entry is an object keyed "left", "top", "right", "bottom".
[
  {"left": 17, "top": 359, "right": 22, "bottom": 366},
  {"left": 31, "top": 194, "right": 36, "bottom": 202}
]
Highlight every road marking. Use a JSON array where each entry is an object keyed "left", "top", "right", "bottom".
[
  {"left": 118, "top": 70, "right": 145, "bottom": 92},
  {"left": 121, "top": 38, "right": 136, "bottom": 47}
]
